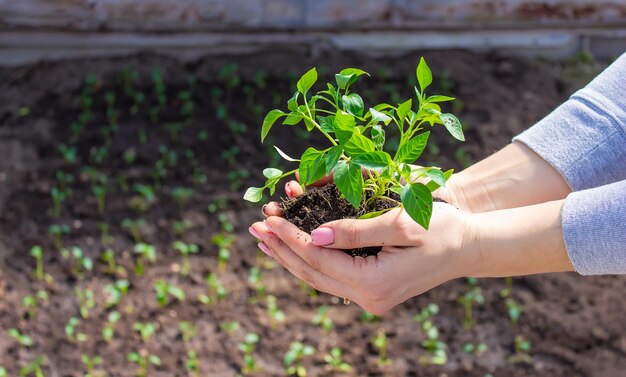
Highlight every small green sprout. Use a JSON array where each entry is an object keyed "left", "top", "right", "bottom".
[
  {"left": 55, "top": 171, "right": 75, "bottom": 196},
  {"left": 128, "top": 351, "right": 161, "bottom": 377},
  {"left": 22, "top": 292, "right": 47, "bottom": 319},
  {"left": 505, "top": 298, "right": 522, "bottom": 328},
  {"left": 19, "top": 355, "right": 46, "bottom": 377},
  {"left": 171, "top": 187, "right": 194, "bottom": 209},
  {"left": 9, "top": 328, "right": 33, "bottom": 347},
  {"left": 92, "top": 185, "right": 107, "bottom": 214},
  {"left": 104, "top": 279, "right": 130, "bottom": 308},
  {"left": 312, "top": 305, "right": 334, "bottom": 334},
  {"left": 220, "top": 321, "right": 241, "bottom": 334},
  {"left": 59, "top": 144, "right": 78, "bottom": 164},
  {"left": 70, "top": 246, "right": 93, "bottom": 280},
  {"left": 500, "top": 276, "right": 514, "bottom": 298},
  {"left": 463, "top": 342, "right": 488, "bottom": 355},
  {"left": 133, "top": 243, "right": 157, "bottom": 276},
  {"left": 65, "top": 316, "right": 88, "bottom": 342},
  {"left": 508, "top": 335, "right": 532, "bottom": 364},
  {"left": 373, "top": 329, "right": 392, "bottom": 366},
  {"left": 198, "top": 273, "right": 227, "bottom": 305},
  {"left": 247, "top": 266, "right": 266, "bottom": 303},
  {"left": 266, "top": 295, "right": 285, "bottom": 329},
  {"left": 186, "top": 350, "right": 200, "bottom": 377},
  {"left": 101, "top": 249, "right": 125, "bottom": 276},
  {"left": 122, "top": 218, "right": 146, "bottom": 243},
  {"left": 211, "top": 232, "right": 235, "bottom": 271},
  {"left": 75, "top": 287, "right": 96, "bottom": 319},
  {"left": 48, "top": 224, "right": 71, "bottom": 250},
  {"left": 81, "top": 354, "right": 103, "bottom": 377},
  {"left": 179, "top": 321, "right": 197, "bottom": 343},
  {"left": 239, "top": 332, "right": 260, "bottom": 374},
  {"left": 324, "top": 347, "right": 353, "bottom": 373},
  {"left": 458, "top": 277, "right": 484, "bottom": 330},
  {"left": 414, "top": 303, "right": 447, "bottom": 365},
  {"left": 133, "top": 322, "right": 157, "bottom": 343},
  {"left": 284, "top": 341, "right": 315, "bottom": 377},
  {"left": 29, "top": 246, "right": 44, "bottom": 281},
  {"left": 153, "top": 279, "right": 185, "bottom": 307},
  {"left": 102, "top": 311, "right": 121, "bottom": 342},
  {"left": 361, "top": 311, "right": 381, "bottom": 323},
  {"left": 245, "top": 58, "right": 464, "bottom": 230},
  {"left": 50, "top": 187, "right": 67, "bottom": 218},
  {"left": 172, "top": 220, "right": 193, "bottom": 237},
  {"left": 172, "top": 241, "right": 199, "bottom": 277}
]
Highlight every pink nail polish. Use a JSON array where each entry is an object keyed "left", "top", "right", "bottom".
[
  {"left": 249, "top": 227, "right": 261, "bottom": 239},
  {"left": 311, "top": 227, "right": 334, "bottom": 246},
  {"left": 258, "top": 242, "right": 273, "bottom": 257}
]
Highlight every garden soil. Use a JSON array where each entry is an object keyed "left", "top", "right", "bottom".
[{"left": 0, "top": 50, "right": 624, "bottom": 376}]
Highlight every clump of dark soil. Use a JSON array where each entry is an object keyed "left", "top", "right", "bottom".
[{"left": 281, "top": 184, "right": 399, "bottom": 257}]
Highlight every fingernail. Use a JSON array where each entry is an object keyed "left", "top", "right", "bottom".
[
  {"left": 285, "top": 182, "right": 292, "bottom": 197},
  {"left": 261, "top": 204, "right": 268, "bottom": 216},
  {"left": 311, "top": 227, "right": 334, "bottom": 246},
  {"left": 258, "top": 242, "right": 273, "bottom": 257},
  {"left": 264, "top": 220, "right": 274, "bottom": 233},
  {"left": 248, "top": 227, "right": 261, "bottom": 239}
]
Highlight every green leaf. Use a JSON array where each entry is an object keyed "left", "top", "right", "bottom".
[
  {"left": 261, "top": 109, "right": 286, "bottom": 142},
  {"left": 333, "top": 161, "right": 363, "bottom": 208},
  {"left": 401, "top": 183, "right": 433, "bottom": 229},
  {"left": 317, "top": 115, "right": 335, "bottom": 133},
  {"left": 335, "top": 68, "right": 368, "bottom": 90},
  {"left": 357, "top": 208, "right": 393, "bottom": 219},
  {"left": 334, "top": 111, "right": 355, "bottom": 144},
  {"left": 274, "top": 146, "right": 299, "bottom": 162},
  {"left": 343, "top": 132, "right": 375, "bottom": 155},
  {"left": 396, "top": 99, "right": 412, "bottom": 126},
  {"left": 426, "top": 169, "right": 453, "bottom": 192},
  {"left": 416, "top": 57, "right": 433, "bottom": 92},
  {"left": 427, "top": 95, "right": 455, "bottom": 103},
  {"left": 339, "top": 68, "right": 369, "bottom": 77},
  {"left": 299, "top": 148, "right": 327, "bottom": 185},
  {"left": 424, "top": 168, "right": 446, "bottom": 188},
  {"left": 287, "top": 92, "right": 299, "bottom": 112},
  {"left": 371, "top": 125, "right": 385, "bottom": 150},
  {"left": 324, "top": 146, "right": 342, "bottom": 174},
  {"left": 396, "top": 131, "right": 430, "bottom": 163},
  {"left": 263, "top": 168, "right": 282, "bottom": 179},
  {"left": 342, "top": 93, "right": 364, "bottom": 117},
  {"left": 297, "top": 68, "right": 317, "bottom": 95},
  {"left": 352, "top": 151, "right": 392, "bottom": 170},
  {"left": 283, "top": 112, "right": 303, "bottom": 125},
  {"left": 439, "top": 113, "right": 465, "bottom": 141},
  {"left": 243, "top": 187, "right": 264, "bottom": 202},
  {"left": 303, "top": 116, "right": 317, "bottom": 131},
  {"left": 368, "top": 108, "right": 392, "bottom": 125}
]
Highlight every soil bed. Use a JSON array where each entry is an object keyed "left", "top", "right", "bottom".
[{"left": 0, "top": 50, "right": 623, "bottom": 377}]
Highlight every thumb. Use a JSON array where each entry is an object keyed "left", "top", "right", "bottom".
[{"left": 311, "top": 208, "right": 414, "bottom": 249}]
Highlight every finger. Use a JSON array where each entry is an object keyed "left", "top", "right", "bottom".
[
  {"left": 262, "top": 202, "right": 283, "bottom": 217},
  {"left": 310, "top": 208, "right": 424, "bottom": 249},
  {"left": 295, "top": 171, "right": 334, "bottom": 187},
  {"left": 251, "top": 221, "right": 355, "bottom": 299},
  {"left": 285, "top": 180, "right": 303, "bottom": 198},
  {"left": 264, "top": 216, "right": 358, "bottom": 283}
]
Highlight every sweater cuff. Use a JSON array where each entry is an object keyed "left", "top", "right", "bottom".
[{"left": 561, "top": 180, "right": 626, "bottom": 275}]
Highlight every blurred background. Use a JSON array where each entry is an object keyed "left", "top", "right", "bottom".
[{"left": 0, "top": 1, "right": 625, "bottom": 376}]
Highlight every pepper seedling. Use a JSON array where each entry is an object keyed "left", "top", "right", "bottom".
[
  {"left": 266, "top": 295, "right": 286, "bottom": 330},
  {"left": 179, "top": 321, "right": 197, "bottom": 343},
  {"left": 324, "top": 347, "right": 353, "bottom": 373},
  {"left": 372, "top": 329, "right": 392, "bottom": 366},
  {"left": 312, "top": 305, "right": 334, "bottom": 334},
  {"left": 65, "top": 316, "right": 88, "bottom": 342},
  {"left": 239, "top": 332, "right": 260, "bottom": 374},
  {"left": 133, "top": 243, "right": 157, "bottom": 276},
  {"left": 284, "top": 341, "right": 315, "bottom": 377},
  {"left": 245, "top": 58, "right": 464, "bottom": 229},
  {"left": 133, "top": 322, "right": 157, "bottom": 343},
  {"left": 128, "top": 351, "right": 161, "bottom": 377},
  {"left": 198, "top": 273, "right": 227, "bottom": 306},
  {"left": 220, "top": 321, "right": 241, "bottom": 334},
  {"left": 75, "top": 287, "right": 96, "bottom": 319},
  {"left": 104, "top": 279, "right": 130, "bottom": 308},
  {"left": 507, "top": 335, "right": 532, "bottom": 364},
  {"left": 50, "top": 187, "right": 67, "bottom": 218},
  {"left": 48, "top": 224, "right": 71, "bottom": 250},
  {"left": 70, "top": 246, "right": 93, "bottom": 280},
  {"left": 122, "top": 219, "right": 146, "bottom": 243},
  {"left": 8, "top": 328, "right": 33, "bottom": 348},
  {"left": 172, "top": 241, "right": 199, "bottom": 277},
  {"left": 153, "top": 279, "right": 185, "bottom": 307},
  {"left": 102, "top": 311, "right": 121, "bottom": 342},
  {"left": 247, "top": 266, "right": 266, "bottom": 303},
  {"left": 186, "top": 350, "right": 200, "bottom": 377},
  {"left": 171, "top": 187, "right": 194, "bottom": 210},
  {"left": 458, "top": 277, "right": 485, "bottom": 330},
  {"left": 19, "top": 355, "right": 46, "bottom": 377},
  {"left": 81, "top": 354, "right": 103, "bottom": 377},
  {"left": 29, "top": 246, "right": 44, "bottom": 282},
  {"left": 101, "top": 249, "right": 126, "bottom": 276}
]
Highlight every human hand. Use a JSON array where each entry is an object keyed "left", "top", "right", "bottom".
[{"left": 250, "top": 201, "right": 476, "bottom": 315}]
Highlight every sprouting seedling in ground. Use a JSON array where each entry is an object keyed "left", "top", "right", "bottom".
[
  {"left": 220, "top": 321, "right": 241, "bottom": 334},
  {"left": 19, "top": 355, "right": 46, "bottom": 377},
  {"left": 239, "top": 332, "right": 260, "bottom": 374},
  {"left": 50, "top": 187, "right": 67, "bottom": 218},
  {"left": 284, "top": 341, "right": 315, "bottom": 377},
  {"left": 245, "top": 57, "right": 464, "bottom": 229},
  {"left": 179, "top": 321, "right": 197, "bottom": 343},
  {"left": 500, "top": 276, "right": 514, "bottom": 298},
  {"left": 133, "top": 243, "right": 157, "bottom": 276},
  {"left": 59, "top": 144, "right": 78, "bottom": 164},
  {"left": 198, "top": 273, "right": 227, "bottom": 306},
  {"left": 22, "top": 291, "right": 48, "bottom": 319},
  {"left": 413, "top": 303, "right": 447, "bottom": 365},
  {"left": 172, "top": 241, "right": 199, "bottom": 277},
  {"left": 505, "top": 298, "right": 522, "bottom": 328},
  {"left": 217, "top": 213, "right": 235, "bottom": 233},
  {"left": 312, "top": 305, "right": 334, "bottom": 334},
  {"left": 178, "top": 87, "right": 196, "bottom": 122},
  {"left": 172, "top": 187, "right": 194, "bottom": 210},
  {"left": 75, "top": 287, "right": 96, "bottom": 319},
  {"left": 128, "top": 351, "right": 161, "bottom": 377},
  {"left": 69, "top": 246, "right": 93, "bottom": 280},
  {"left": 98, "top": 222, "right": 114, "bottom": 245},
  {"left": 56, "top": 171, "right": 75, "bottom": 196},
  {"left": 122, "top": 218, "right": 146, "bottom": 243},
  {"left": 507, "top": 335, "right": 532, "bottom": 364},
  {"left": 133, "top": 322, "right": 157, "bottom": 343},
  {"left": 186, "top": 350, "right": 200, "bottom": 377},
  {"left": 372, "top": 329, "right": 392, "bottom": 366},
  {"left": 29, "top": 246, "right": 44, "bottom": 281},
  {"left": 102, "top": 311, "right": 121, "bottom": 342},
  {"left": 266, "top": 295, "right": 286, "bottom": 329},
  {"left": 458, "top": 277, "right": 485, "bottom": 330},
  {"left": 101, "top": 249, "right": 125, "bottom": 276},
  {"left": 130, "top": 184, "right": 156, "bottom": 213},
  {"left": 154, "top": 279, "right": 185, "bottom": 307},
  {"left": 463, "top": 342, "right": 488, "bottom": 356},
  {"left": 82, "top": 354, "right": 103, "bottom": 377},
  {"left": 247, "top": 266, "right": 266, "bottom": 303},
  {"left": 172, "top": 220, "right": 193, "bottom": 237},
  {"left": 324, "top": 347, "right": 353, "bottom": 373},
  {"left": 8, "top": 328, "right": 33, "bottom": 347},
  {"left": 104, "top": 279, "right": 130, "bottom": 308},
  {"left": 48, "top": 224, "right": 71, "bottom": 250},
  {"left": 361, "top": 311, "right": 381, "bottom": 323},
  {"left": 92, "top": 184, "right": 107, "bottom": 214},
  {"left": 65, "top": 316, "right": 88, "bottom": 342},
  {"left": 211, "top": 232, "right": 235, "bottom": 271}
]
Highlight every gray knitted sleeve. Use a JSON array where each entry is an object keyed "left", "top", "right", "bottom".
[{"left": 513, "top": 52, "right": 626, "bottom": 275}]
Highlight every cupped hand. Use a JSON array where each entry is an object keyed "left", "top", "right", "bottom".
[{"left": 250, "top": 191, "right": 477, "bottom": 315}]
